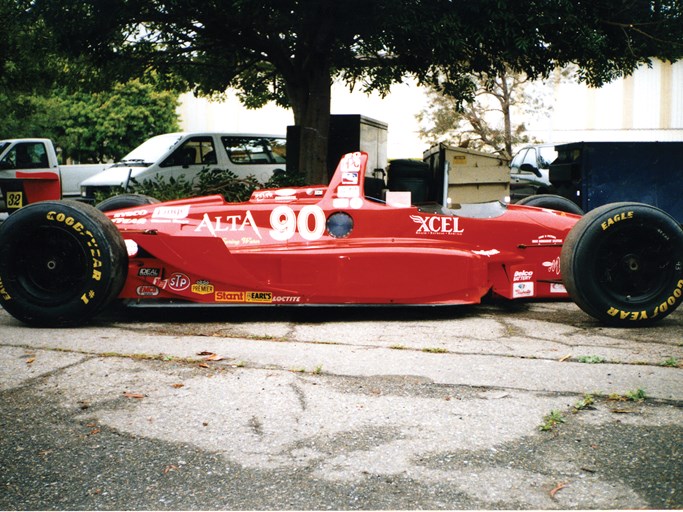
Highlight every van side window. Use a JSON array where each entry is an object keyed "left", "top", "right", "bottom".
[
  {"left": 160, "top": 137, "right": 216, "bottom": 167},
  {"left": 222, "top": 137, "right": 286, "bottom": 165},
  {"left": 0, "top": 142, "right": 49, "bottom": 170}
]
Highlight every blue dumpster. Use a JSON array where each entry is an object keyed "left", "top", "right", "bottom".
[{"left": 549, "top": 141, "right": 683, "bottom": 223}]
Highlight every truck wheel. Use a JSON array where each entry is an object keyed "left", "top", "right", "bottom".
[
  {"left": 516, "top": 194, "right": 584, "bottom": 215},
  {"left": 96, "top": 194, "right": 159, "bottom": 212},
  {"left": 561, "top": 202, "right": 683, "bottom": 325},
  {"left": 0, "top": 201, "right": 128, "bottom": 326}
]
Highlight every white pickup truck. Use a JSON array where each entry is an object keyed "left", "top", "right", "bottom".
[
  {"left": 79, "top": 132, "right": 287, "bottom": 202},
  {"left": 0, "top": 138, "right": 109, "bottom": 212}
]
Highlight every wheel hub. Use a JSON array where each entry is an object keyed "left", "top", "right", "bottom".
[{"left": 623, "top": 253, "right": 640, "bottom": 273}]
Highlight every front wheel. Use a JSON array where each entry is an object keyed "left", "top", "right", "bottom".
[
  {"left": 0, "top": 201, "right": 128, "bottom": 326},
  {"left": 561, "top": 202, "right": 683, "bottom": 325}
]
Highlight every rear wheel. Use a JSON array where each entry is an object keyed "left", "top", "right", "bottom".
[
  {"left": 516, "top": 194, "right": 584, "bottom": 215},
  {"left": 561, "top": 202, "right": 683, "bottom": 325},
  {"left": 0, "top": 201, "right": 128, "bottom": 326},
  {"left": 96, "top": 193, "right": 159, "bottom": 212}
]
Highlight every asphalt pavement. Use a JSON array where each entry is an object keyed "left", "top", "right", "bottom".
[{"left": 1, "top": 299, "right": 681, "bottom": 510}]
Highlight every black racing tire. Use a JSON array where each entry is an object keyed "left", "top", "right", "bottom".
[
  {"left": 0, "top": 201, "right": 128, "bottom": 326},
  {"left": 516, "top": 194, "right": 584, "bottom": 215},
  {"left": 561, "top": 202, "right": 683, "bottom": 326},
  {"left": 96, "top": 194, "right": 159, "bottom": 212}
]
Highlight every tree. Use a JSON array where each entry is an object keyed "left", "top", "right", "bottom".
[
  {"left": 0, "top": 80, "right": 179, "bottom": 162},
  {"left": 26, "top": 0, "right": 683, "bottom": 183},
  {"left": 417, "top": 67, "right": 553, "bottom": 160}
]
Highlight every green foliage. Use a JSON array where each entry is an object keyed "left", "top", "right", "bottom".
[
  {"left": 0, "top": 80, "right": 180, "bottom": 163},
  {"left": 573, "top": 394, "right": 595, "bottom": 412},
  {"left": 625, "top": 389, "right": 647, "bottom": 402},
  {"left": 9, "top": 0, "right": 683, "bottom": 182},
  {"left": 540, "top": 410, "right": 565, "bottom": 432},
  {"left": 608, "top": 388, "right": 647, "bottom": 402},
  {"left": 578, "top": 355, "right": 606, "bottom": 364},
  {"left": 129, "top": 175, "right": 195, "bottom": 203},
  {"left": 263, "top": 168, "right": 307, "bottom": 189},
  {"left": 94, "top": 166, "right": 296, "bottom": 204},
  {"left": 660, "top": 357, "right": 680, "bottom": 367},
  {"left": 196, "top": 168, "right": 262, "bottom": 203},
  {"left": 417, "top": 66, "right": 556, "bottom": 160}
]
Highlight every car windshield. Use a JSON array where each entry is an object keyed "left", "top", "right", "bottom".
[
  {"left": 118, "top": 133, "right": 185, "bottom": 165},
  {"left": 538, "top": 146, "right": 558, "bottom": 168},
  {"left": 0, "top": 142, "right": 9, "bottom": 155}
]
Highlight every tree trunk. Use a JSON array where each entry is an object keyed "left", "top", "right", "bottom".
[{"left": 286, "top": 65, "right": 332, "bottom": 184}]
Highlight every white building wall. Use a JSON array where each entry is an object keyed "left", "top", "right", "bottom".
[{"left": 530, "top": 60, "right": 683, "bottom": 144}]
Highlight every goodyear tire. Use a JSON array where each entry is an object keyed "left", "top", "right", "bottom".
[
  {"left": 0, "top": 201, "right": 128, "bottom": 326},
  {"left": 96, "top": 194, "right": 159, "bottom": 212},
  {"left": 561, "top": 202, "right": 683, "bottom": 325},
  {"left": 517, "top": 194, "right": 584, "bottom": 215}
]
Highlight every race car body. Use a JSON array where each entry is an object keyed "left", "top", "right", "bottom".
[
  {"left": 1, "top": 152, "right": 682, "bottom": 326},
  {"left": 112, "top": 152, "right": 574, "bottom": 306}
]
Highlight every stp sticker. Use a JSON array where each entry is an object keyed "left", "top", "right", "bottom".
[{"left": 168, "top": 273, "right": 191, "bottom": 291}]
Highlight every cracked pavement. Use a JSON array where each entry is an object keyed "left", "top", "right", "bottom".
[{"left": 1, "top": 300, "right": 681, "bottom": 509}]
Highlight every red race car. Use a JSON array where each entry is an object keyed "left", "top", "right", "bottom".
[{"left": 1, "top": 152, "right": 682, "bottom": 327}]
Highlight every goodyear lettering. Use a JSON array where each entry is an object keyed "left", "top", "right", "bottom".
[
  {"left": 0, "top": 276, "right": 10, "bottom": 300},
  {"left": 607, "top": 279, "right": 683, "bottom": 320},
  {"left": 80, "top": 289, "right": 95, "bottom": 305},
  {"left": 47, "top": 210, "right": 103, "bottom": 289},
  {"left": 246, "top": 291, "right": 273, "bottom": 303},
  {"left": 215, "top": 291, "right": 245, "bottom": 302},
  {"left": 601, "top": 211, "right": 634, "bottom": 230},
  {"left": 47, "top": 211, "right": 85, "bottom": 233},
  {"left": 195, "top": 211, "right": 262, "bottom": 239}
]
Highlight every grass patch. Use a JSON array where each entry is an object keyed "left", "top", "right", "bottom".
[
  {"left": 422, "top": 347, "right": 448, "bottom": 354},
  {"left": 540, "top": 410, "right": 565, "bottom": 432},
  {"left": 660, "top": 357, "right": 680, "bottom": 367},
  {"left": 573, "top": 393, "right": 595, "bottom": 412},
  {"left": 609, "top": 388, "right": 647, "bottom": 402},
  {"left": 577, "top": 355, "right": 605, "bottom": 364}
]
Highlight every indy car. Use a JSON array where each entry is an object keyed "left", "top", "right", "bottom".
[{"left": 0, "top": 152, "right": 681, "bottom": 327}]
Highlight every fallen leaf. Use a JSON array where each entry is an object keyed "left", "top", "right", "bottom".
[
  {"left": 197, "top": 351, "right": 215, "bottom": 356},
  {"left": 198, "top": 363, "right": 210, "bottom": 369},
  {"left": 86, "top": 422, "right": 98, "bottom": 428},
  {"left": 558, "top": 354, "right": 572, "bottom": 362},
  {"left": 611, "top": 408, "right": 635, "bottom": 414},
  {"left": 203, "top": 353, "right": 224, "bottom": 361},
  {"left": 26, "top": 358, "right": 35, "bottom": 365},
  {"left": 550, "top": 482, "right": 568, "bottom": 497},
  {"left": 89, "top": 428, "right": 101, "bottom": 435},
  {"left": 163, "top": 464, "right": 178, "bottom": 474},
  {"left": 171, "top": 383, "right": 184, "bottom": 389},
  {"left": 123, "top": 391, "right": 145, "bottom": 399}
]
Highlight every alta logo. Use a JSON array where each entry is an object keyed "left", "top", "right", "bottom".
[
  {"left": 195, "top": 211, "right": 262, "bottom": 239},
  {"left": 410, "top": 215, "right": 464, "bottom": 235},
  {"left": 513, "top": 270, "right": 534, "bottom": 282}
]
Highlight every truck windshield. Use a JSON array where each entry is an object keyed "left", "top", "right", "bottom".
[{"left": 117, "top": 133, "right": 184, "bottom": 165}]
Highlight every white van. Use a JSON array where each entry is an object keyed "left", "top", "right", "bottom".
[{"left": 80, "top": 132, "right": 286, "bottom": 201}]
